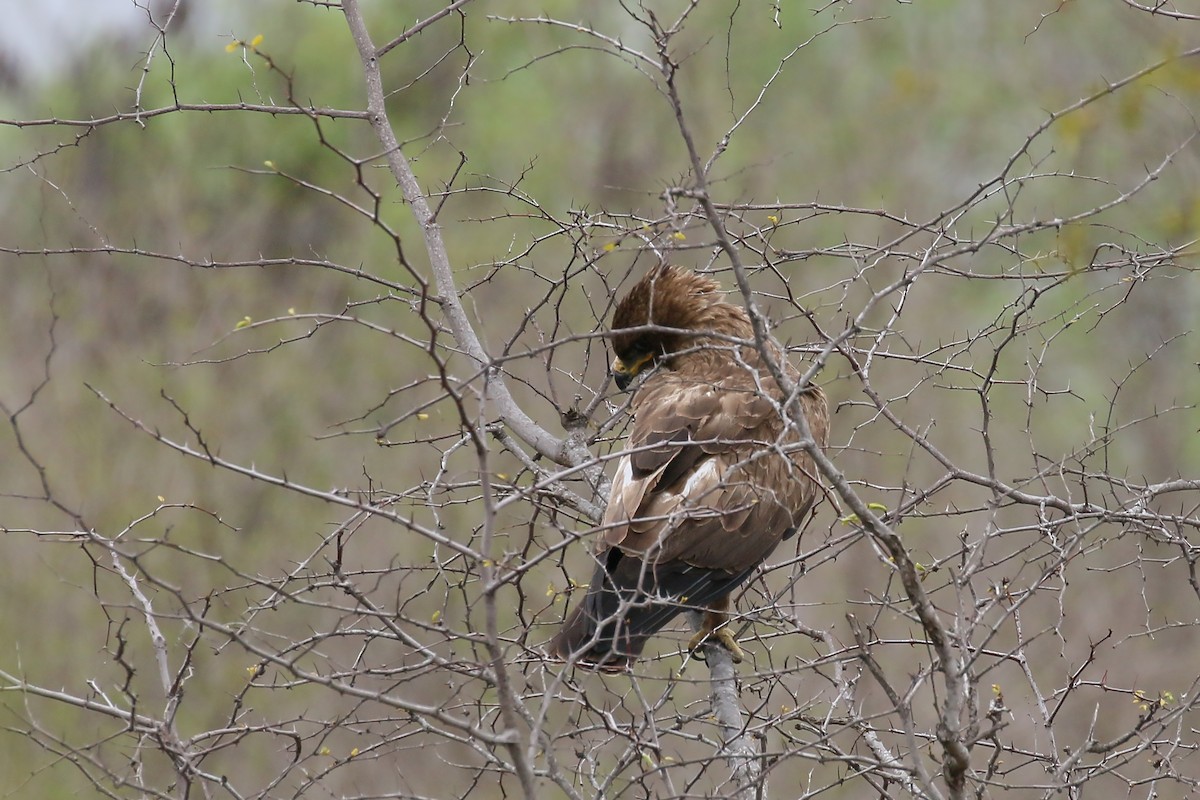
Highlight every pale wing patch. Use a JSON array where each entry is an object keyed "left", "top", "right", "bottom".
[
  {"left": 618, "top": 458, "right": 726, "bottom": 555},
  {"left": 682, "top": 458, "right": 721, "bottom": 497},
  {"left": 639, "top": 458, "right": 722, "bottom": 526},
  {"left": 601, "top": 454, "right": 663, "bottom": 549},
  {"left": 606, "top": 457, "right": 633, "bottom": 517}
]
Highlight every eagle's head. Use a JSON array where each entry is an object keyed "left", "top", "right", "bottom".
[{"left": 609, "top": 266, "right": 747, "bottom": 390}]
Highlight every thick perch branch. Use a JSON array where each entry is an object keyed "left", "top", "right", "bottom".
[
  {"left": 342, "top": 4, "right": 545, "bottom": 797},
  {"left": 340, "top": 0, "right": 604, "bottom": 508},
  {"left": 698, "top": 630, "right": 766, "bottom": 799}
]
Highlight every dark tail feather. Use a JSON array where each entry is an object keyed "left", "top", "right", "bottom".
[
  {"left": 547, "top": 550, "right": 758, "bottom": 671},
  {"left": 547, "top": 559, "right": 670, "bottom": 671}
]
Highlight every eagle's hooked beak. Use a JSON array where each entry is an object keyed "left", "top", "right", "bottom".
[{"left": 611, "top": 351, "right": 655, "bottom": 392}]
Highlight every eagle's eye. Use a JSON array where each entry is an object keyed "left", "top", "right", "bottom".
[{"left": 626, "top": 337, "right": 653, "bottom": 360}]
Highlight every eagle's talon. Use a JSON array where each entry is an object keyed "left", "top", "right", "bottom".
[
  {"left": 713, "top": 627, "right": 745, "bottom": 663},
  {"left": 688, "top": 626, "right": 745, "bottom": 663}
]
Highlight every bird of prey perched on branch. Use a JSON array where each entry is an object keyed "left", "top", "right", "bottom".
[{"left": 549, "top": 265, "right": 829, "bottom": 671}]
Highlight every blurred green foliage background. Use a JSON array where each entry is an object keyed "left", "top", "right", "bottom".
[{"left": 2, "top": 1, "right": 1199, "bottom": 796}]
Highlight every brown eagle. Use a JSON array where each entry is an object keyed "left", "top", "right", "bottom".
[{"left": 549, "top": 265, "right": 829, "bottom": 671}]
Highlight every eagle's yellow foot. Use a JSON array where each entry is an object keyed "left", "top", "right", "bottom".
[{"left": 688, "top": 624, "right": 745, "bottom": 663}]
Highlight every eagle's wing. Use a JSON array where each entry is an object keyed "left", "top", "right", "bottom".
[{"left": 601, "top": 370, "right": 807, "bottom": 573}]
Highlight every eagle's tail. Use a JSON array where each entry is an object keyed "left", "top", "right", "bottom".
[
  {"left": 547, "top": 550, "right": 756, "bottom": 672},
  {"left": 547, "top": 560, "right": 676, "bottom": 672}
]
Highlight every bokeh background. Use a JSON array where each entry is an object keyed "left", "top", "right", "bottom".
[{"left": 2, "top": 1, "right": 1199, "bottom": 797}]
